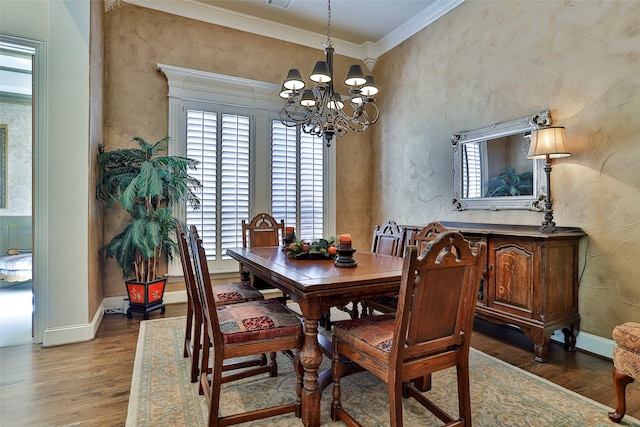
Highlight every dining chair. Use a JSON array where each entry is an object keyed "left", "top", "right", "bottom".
[
  {"left": 190, "top": 226, "right": 303, "bottom": 426},
  {"left": 407, "top": 221, "right": 448, "bottom": 252},
  {"left": 361, "top": 221, "right": 448, "bottom": 317},
  {"left": 359, "top": 220, "right": 407, "bottom": 317},
  {"left": 242, "top": 212, "right": 284, "bottom": 248},
  {"left": 318, "top": 219, "right": 404, "bottom": 329},
  {"left": 175, "top": 222, "right": 264, "bottom": 383},
  {"left": 240, "top": 213, "right": 285, "bottom": 288},
  {"left": 331, "top": 231, "right": 486, "bottom": 427}
]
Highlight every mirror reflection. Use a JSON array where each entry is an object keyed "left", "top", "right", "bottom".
[
  {"left": 462, "top": 134, "right": 533, "bottom": 199},
  {"left": 452, "top": 111, "right": 550, "bottom": 211}
]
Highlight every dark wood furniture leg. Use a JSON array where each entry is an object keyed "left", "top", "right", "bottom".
[
  {"left": 562, "top": 325, "right": 577, "bottom": 352},
  {"left": 298, "top": 303, "right": 324, "bottom": 427},
  {"left": 609, "top": 368, "right": 635, "bottom": 423}
]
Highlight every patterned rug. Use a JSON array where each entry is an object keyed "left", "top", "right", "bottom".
[{"left": 127, "top": 316, "right": 640, "bottom": 427}]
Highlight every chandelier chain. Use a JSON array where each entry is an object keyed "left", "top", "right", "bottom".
[{"left": 325, "top": 0, "right": 331, "bottom": 46}]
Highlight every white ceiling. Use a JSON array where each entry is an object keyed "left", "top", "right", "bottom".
[
  {"left": 122, "top": 0, "right": 464, "bottom": 65},
  {"left": 198, "top": 0, "right": 440, "bottom": 45}
]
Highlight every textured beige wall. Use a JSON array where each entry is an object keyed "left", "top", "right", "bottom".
[
  {"left": 104, "top": 5, "right": 371, "bottom": 296},
  {"left": 372, "top": 0, "right": 640, "bottom": 338}
]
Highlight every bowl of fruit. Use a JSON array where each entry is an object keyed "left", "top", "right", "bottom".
[{"left": 284, "top": 237, "right": 337, "bottom": 259}]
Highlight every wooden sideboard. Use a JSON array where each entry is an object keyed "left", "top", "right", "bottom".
[{"left": 401, "top": 222, "right": 585, "bottom": 362}]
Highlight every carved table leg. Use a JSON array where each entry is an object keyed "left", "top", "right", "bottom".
[{"left": 300, "top": 317, "right": 323, "bottom": 427}]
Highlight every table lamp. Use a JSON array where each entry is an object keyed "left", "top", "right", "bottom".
[{"left": 527, "top": 126, "right": 570, "bottom": 233}]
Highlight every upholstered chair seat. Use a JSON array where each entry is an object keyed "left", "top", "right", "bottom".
[
  {"left": 216, "top": 298, "right": 302, "bottom": 344},
  {"left": 333, "top": 314, "right": 397, "bottom": 360},
  {"left": 609, "top": 322, "right": 640, "bottom": 423},
  {"left": 211, "top": 281, "right": 264, "bottom": 305}
]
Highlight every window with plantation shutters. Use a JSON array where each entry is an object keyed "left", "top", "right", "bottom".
[
  {"left": 186, "top": 109, "right": 250, "bottom": 267},
  {"left": 271, "top": 121, "right": 324, "bottom": 243},
  {"left": 161, "top": 64, "right": 335, "bottom": 276}
]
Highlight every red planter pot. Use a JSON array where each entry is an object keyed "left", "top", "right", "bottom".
[{"left": 125, "top": 278, "right": 166, "bottom": 319}]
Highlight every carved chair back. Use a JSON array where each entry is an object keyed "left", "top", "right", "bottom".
[
  {"left": 371, "top": 219, "right": 405, "bottom": 257},
  {"left": 242, "top": 212, "right": 285, "bottom": 248}
]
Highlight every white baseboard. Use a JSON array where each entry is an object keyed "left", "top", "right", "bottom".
[
  {"left": 42, "top": 302, "right": 104, "bottom": 347},
  {"left": 550, "top": 329, "right": 614, "bottom": 360}
]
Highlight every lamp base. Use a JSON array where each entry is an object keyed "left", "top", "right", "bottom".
[
  {"left": 539, "top": 209, "right": 557, "bottom": 233},
  {"left": 539, "top": 221, "right": 557, "bottom": 233}
]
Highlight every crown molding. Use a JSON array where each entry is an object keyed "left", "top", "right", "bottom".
[
  {"left": 123, "top": 0, "right": 464, "bottom": 66},
  {"left": 374, "top": 0, "right": 465, "bottom": 56},
  {"left": 124, "top": 0, "right": 362, "bottom": 59}
]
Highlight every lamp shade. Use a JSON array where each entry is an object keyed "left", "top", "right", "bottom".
[
  {"left": 279, "top": 85, "right": 293, "bottom": 99},
  {"left": 283, "top": 69, "right": 305, "bottom": 91},
  {"left": 344, "top": 65, "right": 366, "bottom": 87},
  {"left": 360, "top": 75, "right": 379, "bottom": 97},
  {"left": 300, "top": 89, "right": 317, "bottom": 107},
  {"left": 309, "top": 61, "right": 331, "bottom": 83},
  {"left": 527, "top": 127, "right": 570, "bottom": 159}
]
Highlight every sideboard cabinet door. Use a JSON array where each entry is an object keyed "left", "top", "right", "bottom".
[{"left": 488, "top": 239, "right": 536, "bottom": 319}]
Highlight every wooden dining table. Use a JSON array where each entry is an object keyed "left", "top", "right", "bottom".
[{"left": 226, "top": 246, "right": 404, "bottom": 427}]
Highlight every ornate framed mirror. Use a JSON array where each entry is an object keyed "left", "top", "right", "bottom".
[{"left": 451, "top": 111, "right": 551, "bottom": 211}]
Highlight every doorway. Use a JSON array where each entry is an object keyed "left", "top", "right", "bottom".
[{"left": 0, "top": 40, "right": 35, "bottom": 347}]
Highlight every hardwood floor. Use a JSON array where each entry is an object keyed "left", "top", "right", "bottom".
[{"left": 0, "top": 304, "right": 638, "bottom": 426}]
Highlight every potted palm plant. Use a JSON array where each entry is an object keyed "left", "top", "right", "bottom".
[{"left": 97, "top": 136, "right": 201, "bottom": 319}]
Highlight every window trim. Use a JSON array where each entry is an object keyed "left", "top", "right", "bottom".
[{"left": 158, "top": 64, "right": 335, "bottom": 276}]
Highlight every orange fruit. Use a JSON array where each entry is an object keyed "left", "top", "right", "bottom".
[{"left": 328, "top": 245, "right": 337, "bottom": 255}]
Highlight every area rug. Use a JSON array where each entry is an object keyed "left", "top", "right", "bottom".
[{"left": 127, "top": 316, "right": 640, "bottom": 427}]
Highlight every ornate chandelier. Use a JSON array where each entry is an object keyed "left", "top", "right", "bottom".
[{"left": 279, "top": 0, "right": 380, "bottom": 147}]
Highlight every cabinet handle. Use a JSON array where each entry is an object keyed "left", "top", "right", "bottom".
[{"left": 487, "top": 264, "right": 493, "bottom": 270}]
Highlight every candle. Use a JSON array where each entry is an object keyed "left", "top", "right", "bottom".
[
  {"left": 338, "top": 233, "right": 352, "bottom": 249},
  {"left": 283, "top": 227, "right": 296, "bottom": 250},
  {"left": 285, "top": 227, "right": 295, "bottom": 239}
]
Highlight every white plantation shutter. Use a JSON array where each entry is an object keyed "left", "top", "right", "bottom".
[
  {"left": 271, "top": 122, "right": 298, "bottom": 229},
  {"left": 462, "top": 142, "right": 482, "bottom": 198},
  {"left": 186, "top": 110, "right": 218, "bottom": 256},
  {"left": 299, "top": 133, "right": 324, "bottom": 242},
  {"left": 271, "top": 121, "right": 324, "bottom": 242},
  {"left": 187, "top": 109, "right": 250, "bottom": 264},
  {"left": 220, "top": 114, "right": 250, "bottom": 259}
]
